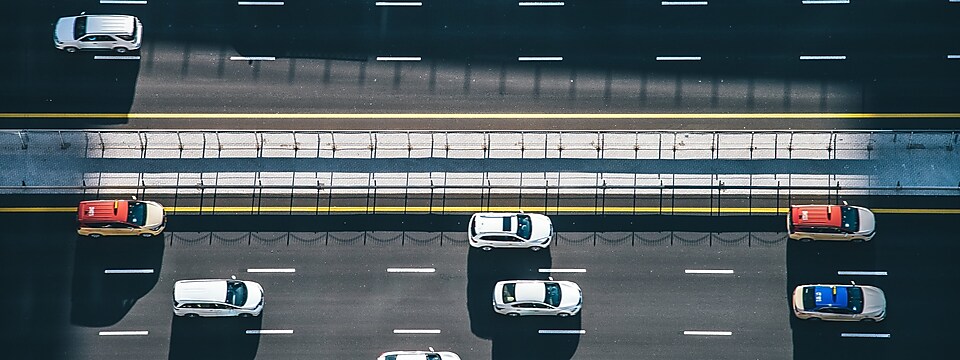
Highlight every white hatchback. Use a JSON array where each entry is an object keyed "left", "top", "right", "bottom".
[
  {"left": 377, "top": 348, "right": 460, "bottom": 360},
  {"left": 469, "top": 212, "right": 553, "bottom": 251},
  {"left": 54, "top": 14, "right": 142, "bottom": 53},
  {"left": 493, "top": 280, "right": 582, "bottom": 317},
  {"left": 173, "top": 279, "right": 264, "bottom": 317}
]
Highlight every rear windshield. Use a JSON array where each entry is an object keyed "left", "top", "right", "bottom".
[
  {"left": 74, "top": 16, "right": 87, "bottom": 38},
  {"left": 226, "top": 281, "right": 248, "bottom": 306},
  {"left": 502, "top": 283, "right": 516, "bottom": 303},
  {"left": 840, "top": 206, "right": 859, "bottom": 232},
  {"left": 516, "top": 215, "right": 532, "bottom": 239},
  {"left": 127, "top": 201, "right": 147, "bottom": 226}
]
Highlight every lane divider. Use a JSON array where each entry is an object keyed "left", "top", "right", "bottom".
[
  {"left": 662, "top": 1, "right": 708, "bottom": 5},
  {"left": 802, "top": 0, "right": 849, "bottom": 4},
  {"left": 238, "top": 1, "right": 285, "bottom": 5},
  {"left": 539, "top": 268, "right": 586, "bottom": 273},
  {"left": 387, "top": 268, "right": 436, "bottom": 273},
  {"left": 800, "top": 55, "right": 847, "bottom": 61},
  {"left": 837, "top": 271, "right": 887, "bottom": 276},
  {"left": 841, "top": 333, "right": 890, "bottom": 338},
  {"left": 539, "top": 329, "right": 586, "bottom": 334},
  {"left": 5, "top": 206, "right": 960, "bottom": 215},
  {"left": 247, "top": 268, "right": 296, "bottom": 273},
  {"left": 519, "top": 1, "right": 565, "bottom": 5},
  {"left": 684, "top": 330, "right": 732, "bottom": 336},
  {"left": 518, "top": 56, "right": 563, "bottom": 61},
  {"left": 94, "top": 55, "right": 140, "bottom": 60},
  {"left": 229, "top": 56, "right": 275, "bottom": 61},
  {"left": 3, "top": 113, "right": 960, "bottom": 119},
  {"left": 104, "top": 269, "right": 154, "bottom": 274},
  {"left": 100, "top": 0, "right": 148, "bottom": 4},
  {"left": 394, "top": 329, "right": 441, "bottom": 334},
  {"left": 656, "top": 56, "right": 702, "bottom": 61},
  {"left": 376, "top": 56, "right": 422, "bottom": 61},
  {"left": 99, "top": 331, "right": 149, "bottom": 336},
  {"left": 376, "top": 2, "right": 423, "bottom": 6},
  {"left": 245, "top": 329, "right": 294, "bottom": 335},
  {"left": 685, "top": 269, "right": 734, "bottom": 274}
]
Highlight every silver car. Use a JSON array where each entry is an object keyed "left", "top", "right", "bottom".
[
  {"left": 792, "top": 283, "right": 886, "bottom": 322},
  {"left": 173, "top": 278, "right": 264, "bottom": 317},
  {"left": 493, "top": 280, "right": 582, "bottom": 317},
  {"left": 54, "top": 13, "right": 142, "bottom": 53},
  {"left": 469, "top": 212, "right": 553, "bottom": 251}
]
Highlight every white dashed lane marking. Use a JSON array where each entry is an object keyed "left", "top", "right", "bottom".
[
  {"left": 539, "top": 329, "right": 586, "bottom": 334},
  {"left": 684, "top": 269, "right": 734, "bottom": 274},
  {"left": 539, "top": 268, "right": 586, "bottom": 273},
  {"left": 393, "top": 329, "right": 442, "bottom": 334},
  {"left": 376, "top": 57, "right": 422, "bottom": 61},
  {"left": 99, "top": 331, "right": 149, "bottom": 336},
  {"left": 684, "top": 331, "right": 733, "bottom": 336},
  {"left": 245, "top": 329, "right": 294, "bottom": 335},
  {"left": 387, "top": 268, "right": 436, "bottom": 273},
  {"left": 104, "top": 269, "right": 154, "bottom": 274},
  {"left": 247, "top": 268, "right": 296, "bottom": 273},
  {"left": 841, "top": 333, "right": 891, "bottom": 338},
  {"left": 229, "top": 56, "right": 276, "bottom": 61},
  {"left": 800, "top": 55, "right": 846, "bottom": 60},
  {"left": 94, "top": 56, "right": 140, "bottom": 60},
  {"left": 376, "top": 1, "right": 423, "bottom": 5},
  {"left": 518, "top": 56, "right": 563, "bottom": 61},
  {"left": 837, "top": 271, "right": 887, "bottom": 276}
]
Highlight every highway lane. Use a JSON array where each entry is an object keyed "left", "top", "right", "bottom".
[
  {"left": 1, "top": 212, "right": 956, "bottom": 359},
  {"left": 3, "top": 1, "right": 959, "bottom": 129}
]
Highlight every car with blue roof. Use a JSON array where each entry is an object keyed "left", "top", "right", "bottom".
[{"left": 792, "top": 282, "right": 886, "bottom": 322}]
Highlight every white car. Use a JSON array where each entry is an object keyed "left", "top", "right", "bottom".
[
  {"left": 792, "top": 283, "right": 886, "bottom": 322},
  {"left": 54, "top": 13, "right": 142, "bottom": 53},
  {"left": 173, "top": 279, "right": 264, "bottom": 317},
  {"left": 469, "top": 212, "right": 553, "bottom": 251},
  {"left": 493, "top": 280, "right": 582, "bottom": 317},
  {"left": 377, "top": 349, "right": 460, "bottom": 360}
]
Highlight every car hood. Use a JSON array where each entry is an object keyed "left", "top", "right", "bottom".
[
  {"left": 55, "top": 17, "right": 76, "bottom": 41},
  {"left": 145, "top": 202, "right": 165, "bottom": 227},
  {"left": 243, "top": 281, "right": 264, "bottom": 309},
  {"left": 528, "top": 213, "right": 553, "bottom": 241},
  {"left": 861, "top": 286, "right": 886, "bottom": 316},
  {"left": 558, "top": 282, "right": 582, "bottom": 308},
  {"left": 858, "top": 208, "right": 876, "bottom": 234}
]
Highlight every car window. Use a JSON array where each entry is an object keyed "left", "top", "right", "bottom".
[
  {"left": 840, "top": 206, "right": 860, "bottom": 232},
  {"left": 226, "top": 281, "right": 249, "bottom": 306},
  {"left": 516, "top": 215, "right": 532, "bottom": 239},
  {"left": 426, "top": 355, "right": 441, "bottom": 360},
  {"left": 502, "top": 283, "right": 516, "bottom": 303},
  {"left": 514, "top": 303, "right": 534, "bottom": 308},
  {"left": 74, "top": 16, "right": 87, "bottom": 38},
  {"left": 544, "top": 282, "right": 562, "bottom": 307},
  {"left": 127, "top": 201, "right": 147, "bottom": 226},
  {"left": 79, "top": 35, "right": 98, "bottom": 42},
  {"left": 117, "top": 34, "right": 135, "bottom": 41}
]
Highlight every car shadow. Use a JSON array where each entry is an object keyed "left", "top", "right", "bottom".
[
  {"left": 167, "top": 315, "right": 262, "bottom": 360},
  {"left": 70, "top": 234, "right": 164, "bottom": 327},
  {"left": 466, "top": 246, "right": 581, "bottom": 360}
]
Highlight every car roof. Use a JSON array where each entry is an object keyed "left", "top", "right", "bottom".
[
  {"left": 78, "top": 200, "right": 129, "bottom": 223},
  {"left": 812, "top": 285, "right": 850, "bottom": 309},
  {"left": 83, "top": 15, "right": 136, "bottom": 35},
  {"left": 513, "top": 281, "right": 546, "bottom": 302},
  {"left": 174, "top": 280, "right": 227, "bottom": 302},
  {"left": 790, "top": 205, "right": 843, "bottom": 227},
  {"left": 472, "top": 213, "right": 517, "bottom": 234}
]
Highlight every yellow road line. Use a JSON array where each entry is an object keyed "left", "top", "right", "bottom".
[
  {"left": 4, "top": 206, "right": 960, "bottom": 214},
  {"left": 2, "top": 113, "right": 960, "bottom": 119}
]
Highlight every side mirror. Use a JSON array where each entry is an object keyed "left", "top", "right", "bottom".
[
  {"left": 80, "top": 11, "right": 86, "bottom": 15},
  {"left": 549, "top": 276, "right": 554, "bottom": 281},
  {"left": 842, "top": 200, "right": 848, "bottom": 206},
  {"left": 428, "top": 347, "right": 435, "bottom": 352},
  {"left": 231, "top": 275, "right": 237, "bottom": 280},
  {"left": 131, "top": 195, "right": 138, "bottom": 201},
  {"left": 850, "top": 280, "right": 856, "bottom": 286}
]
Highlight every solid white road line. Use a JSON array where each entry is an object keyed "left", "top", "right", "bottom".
[
  {"left": 837, "top": 271, "right": 888, "bottom": 276},
  {"left": 376, "top": 1, "right": 423, "bottom": 5},
  {"left": 100, "top": 0, "right": 148, "bottom": 4},
  {"left": 685, "top": 269, "right": 734, "bottom": 274},
  {"left": 104, "top": 269, "right": 154, "bottom": 274},
  {"left": 229, "top": 56, "right": 276, "bottom": 61},
  {"left": 684, "top": 330, "right": 733, "bottom": 336},
  {"left": 518, "top": 56, "right": 563, "bottom": 61},
  {"left": 99, "top": 331, "right": 149, "bottom": 336},
  {"left": 841, "top": 333, "right": 891, "bottom": 338},
  {"left": 948, "top": 55, "right": 960, "bottom": 59},
  {"left": 237, "top": 1, "right": 285, "bottom": 5},
  {"left": 802, "top": 0, "right": 850, "bottom": 4},
  {"left": 247, "top": 268, "right": 296, "bottom": 273},
  {"left": 519, "top": 2, "right": 565, "bottom": 6},
  {"left": 662, "top": 1, "right": 708, "bottom": 5},
  {"left": 94, "top": 56, "right": 140, "bottom": 60},
  {"left": 800, "top": 55, "right": 846, "bottom": 60},
  {"left": 387, "top": 268, "right": 436, "bottom": 273},
  {"left": 539, "top": 268, "right": 587, "bottom": 273},
  {"left": 393, "top": 329, "right": 442, "bottom": 334},
  {"left": 245, "top": 329, "right": 294, "bottom": 335},
  {"left": 656, "top": 56, "right": 702, "bottom": 61},
  {"left": 539, "top": 329, "right": 586, "bottom": 334},
  {"left": 376, "top": 56, "right": 422, "bottom": 61}
]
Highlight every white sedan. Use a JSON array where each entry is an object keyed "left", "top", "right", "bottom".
[
  {"left": 469, "top": 212, "right": 553, "bottom": 251},
  {"left": 493, "top": 280, "right": 582, "bottom": 317},
  {"left": 377, "top": 349, "right": 460, "bottom": 360}
]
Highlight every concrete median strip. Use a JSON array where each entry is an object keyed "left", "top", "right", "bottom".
[{"left": 99, "top": 331, "right": 149, "bottom": 336}]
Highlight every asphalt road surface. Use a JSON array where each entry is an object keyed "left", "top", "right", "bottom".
[
  {"left": 3, "top": 1, "right": 960, "bottom": 129},
  {"left": 1, "top": 209, "right": 956, "bottom": 359}
]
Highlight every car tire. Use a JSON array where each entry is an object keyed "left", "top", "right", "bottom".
[
  {"left": 64, "top": 47, "right": 79, "bottom": 53},
  {"left": 507, "top": 313, "right": 519, "bottom": 317},
  {"left": 88, "top": 233, "right": 102, "bottom": 238},
  {"left": 140, "top": 233, "right": 153, "bottom": 238},
  {"left": 114, "top": 47, "right": 128, "bottom": 54},
  {"left": 529, "top": 246, "right": 543, "bottom": 252},
  {"left": 481, "top": 246, "right": 493, "bottom": 251},
  {"left": 799, "top": 238, "right": 813, "bottom": 243}
]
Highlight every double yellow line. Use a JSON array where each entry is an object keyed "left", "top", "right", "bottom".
[
  {"left": 3, "top": 206, "right": 960, "bottom": 214},
  {"left": 3, "top": 113, "right": 960, "bottom": 119}
]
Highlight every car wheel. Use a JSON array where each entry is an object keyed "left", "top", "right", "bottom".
[
  {"left": 799, "top": 238, "right": 813, "bottom": 243},
  {"left": 239, "top": 313, "right": 251, "bottom": 318},
  {"left": 140, "top": 233, "right": 153, "bottom": 238},
  {"left": 114, "top": 47, "right": 128, "bottom": 54},
  {"left": 529, "top": 246, "right": 543, "bottom": 252},
  {"left": 88, "top": 233, "right": 102, "bottom": 238},
  {"left": 507, "top": 313, "right": 519, "bottom": 317},
  {"left": 64, "top": 47, "right": 79, "bottom": 53},
  {"left": 860, "top": 318, "right": 876, "bottom": 323},
  {"left": 481, "top": 246, "right": 493, "bottom": 251},
  {"left": 557, "top": 312, "right": 570, "bottom": 318},
  {"left": 186, "top": 314, "right": 199, "bottom": 318}
]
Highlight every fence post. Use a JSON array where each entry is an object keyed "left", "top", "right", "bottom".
[
  {"left": 59, "top": 131, "right": 67, "bottom": 150},
  {"left": 257, "top": 180, "right": 263, "bottom": 215},
  {"left": 198, "top": 181, "right": 205, "bottom": 216},
  {"left": 316, "top": 181, "right": 321, "bottom": 216}
]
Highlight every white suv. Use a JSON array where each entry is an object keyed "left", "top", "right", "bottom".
[
  {"left": 54, "top": 13, "right": 142, "bottom": 53},
  {"left": 468, "top": 212, "right": 553, "bottom": 251},
  {"left": 173, "top": 279, "right": 264, "bottom": 317}
]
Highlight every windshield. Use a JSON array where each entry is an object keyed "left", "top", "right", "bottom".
[
  {"left": 226, "top": 281, "right": 249, "bottom": 306},
  {"left": 516, "top": 215, "right": 532, "bottom": 239},
  {"left": 802, "top": 286, "right": 864, "bottom": 314},
  {"left": 74, "top": 16, "right": 87, "bottom": 38},
  {"left": 840, "top": 206, "right": 859, "bottom": 232},
  {"left": 502, "top": 283, "right": 516, "bottom": 303},
  {"left": 544, "top": 282, "right": 561, "bottom": 307},
  {"left": 127, "top": 201, "right": 147, "bottom": 226}
]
